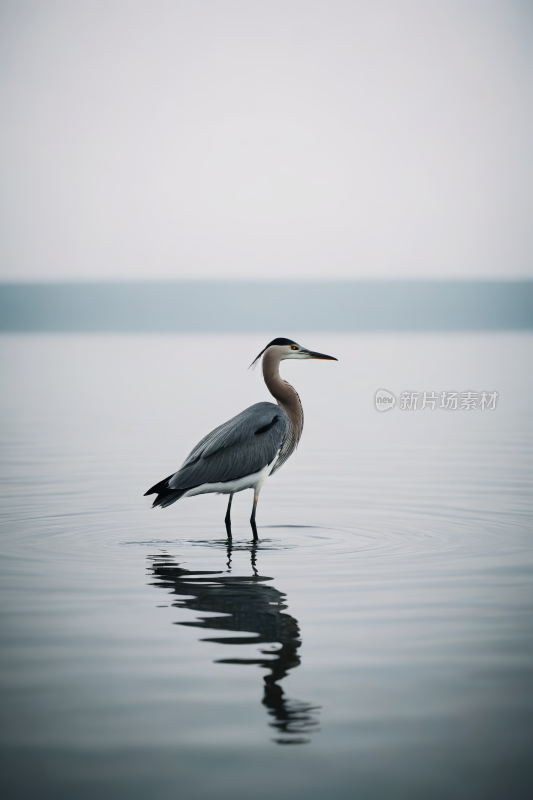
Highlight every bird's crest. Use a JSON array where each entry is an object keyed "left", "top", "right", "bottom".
[{"left": 249, "top": 338, "right": 296, "bottom": 370}]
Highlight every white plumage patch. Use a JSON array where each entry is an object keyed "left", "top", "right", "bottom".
[{"left": 181, "top": 459, "right": 276, "bottom": 498}]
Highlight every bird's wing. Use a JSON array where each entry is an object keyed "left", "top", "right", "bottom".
[{"left": 167, "top": 402, "right": 289, "bottom": 490}]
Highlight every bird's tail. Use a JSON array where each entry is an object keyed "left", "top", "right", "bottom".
[{"left": 144, "top": 474, "right": 189, "bottom": 509}]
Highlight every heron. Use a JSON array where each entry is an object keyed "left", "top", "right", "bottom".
[{"left": 144, "top": 337, "right": 337, "bottom": 540}]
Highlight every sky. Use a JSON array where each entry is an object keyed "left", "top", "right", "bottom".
[{"left": 1, "top": 0, "right": 532, "bottom": 282}]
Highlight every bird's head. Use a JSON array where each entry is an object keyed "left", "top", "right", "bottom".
[{"left": 250, "top": 338, "right": 338, "bottom": 369}]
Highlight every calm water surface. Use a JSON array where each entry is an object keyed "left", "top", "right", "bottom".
[{"left": 0, "top": 333, "right": 532, "bottom": 799}]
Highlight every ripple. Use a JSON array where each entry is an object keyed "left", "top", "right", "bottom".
[{"left": 111, "top": 507, "right": 533, "bottom": 569}]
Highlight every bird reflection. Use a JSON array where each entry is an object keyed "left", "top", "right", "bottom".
[{"left": 148, "top": 541, "right": 320, "bottom": 744}]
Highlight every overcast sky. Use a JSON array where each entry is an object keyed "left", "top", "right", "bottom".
[{"left": 1, "top": 0, "right": 532, "bottom": 282}]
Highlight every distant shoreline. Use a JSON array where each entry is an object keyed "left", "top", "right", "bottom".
[{"left": 1, "top": 280, "right": 531, "bottom": 332}]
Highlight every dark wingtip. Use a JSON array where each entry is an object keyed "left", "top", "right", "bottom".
[
  {"left": 145, "top": 473, "right": 189, "bottom": 509},
  {"left": 144, "top": 473, "right": 174, "bottom": 497}
]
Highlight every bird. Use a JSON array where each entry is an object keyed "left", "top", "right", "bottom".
[{"left": 144, "top": 337, "right": 337, "bottom": 540}]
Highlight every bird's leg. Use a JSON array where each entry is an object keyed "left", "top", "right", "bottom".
[
  {"left": 225, "top": 493, "right": 234, "bottom": 539},
  {"left": 250, "top": 491, "right": 259, "bottom": 541}
]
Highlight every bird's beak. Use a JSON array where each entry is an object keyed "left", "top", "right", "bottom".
[{"left": 304, "top": 350, "right": 338, "bottom": 361}]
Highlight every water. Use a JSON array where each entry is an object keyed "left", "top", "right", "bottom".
[{"left": 1, "top": 332, "right": 532, "bottom": 799}]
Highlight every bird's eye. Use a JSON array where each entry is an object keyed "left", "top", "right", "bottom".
[{"left": 291, "top": 345, "right": 298, "bottom": 350}]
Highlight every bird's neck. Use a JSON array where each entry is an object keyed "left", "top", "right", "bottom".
[{"left": 262, "top": 351, "right": 303, "bottom": 442}]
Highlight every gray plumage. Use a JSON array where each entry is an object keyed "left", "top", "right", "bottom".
[{"left": 146, "top": 402, "right": 291, "bottom": 508}]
